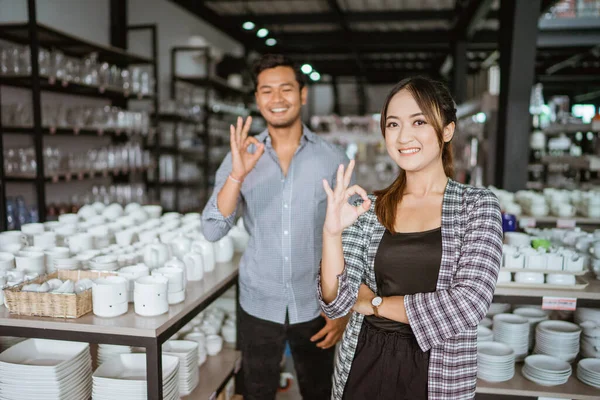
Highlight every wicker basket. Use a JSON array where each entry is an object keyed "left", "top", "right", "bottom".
[{"left": 3, "top": 270, "right": 116, "bottom": 319}]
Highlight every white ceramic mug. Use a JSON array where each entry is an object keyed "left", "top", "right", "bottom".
[
  {"left": 92, "top": 276, "right": 128, "bottom": 307},
  {"left": 183, "top": 253, "right": 203, "bottom": 281},
  {"left": 0, "top": 231, "right": 28, "bottom": 248},
  {"left": 15, "top": 251, "right": 45, "bottom": 274},
  {"left": 65, "top": 233, "right": 94, "bottom": 253},
  {"left": 205, "top": 334, "right": 223, "bottom": 356},
  {"left": 0, "top": 252, "right": 15, "bottom": 270}
]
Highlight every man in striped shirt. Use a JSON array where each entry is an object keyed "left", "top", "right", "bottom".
[{"left": 202, "top": 54, "right": 350, "bottom": 400}]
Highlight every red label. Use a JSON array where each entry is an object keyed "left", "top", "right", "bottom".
[{"left": 542, "top": 296, "right": 577, "bottom": 311}]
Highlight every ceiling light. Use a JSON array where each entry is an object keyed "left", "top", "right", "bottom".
[
  {"left": 257, "top": 28, "right": 269, "bottom": 38},
  {"left": 265, "top": 38, "right": 277, "bottom": 46},
  {"left": 242, "top": 21, "right": 255, "bottom": 30},
  {"left": 310, "top": 71, "right": 321, "bottom": 81},
  {"left": 301, "top": 64, "right": 313, "bottom": 74}
]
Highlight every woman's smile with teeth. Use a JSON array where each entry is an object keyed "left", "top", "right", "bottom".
[
  {"left": 399, "top": 148, "right": 420, "bottom": 154},
  {"left": 270, "top": 107, "right": 288, "bottom": 113}
]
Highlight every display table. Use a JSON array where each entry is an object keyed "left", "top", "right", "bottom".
[{"left": 0, "top": 255, "right": 240, "bottom": 400}]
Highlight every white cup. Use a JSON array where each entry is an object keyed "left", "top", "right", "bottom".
[
  {"left": 115, "top": 229, "right": 136, "bottom": 246},
  {"left": 206, "top": 334, "right": 223, "bottom": 356},
  {"left": 33, "top": 232, "right": 57, "bottom": 250},
  {"left": 15, "top": 251, "right": 45, "bottom": 274},
  {"left": 58, "top": 213, "right": 79, "bottom": 225},
  {"left": 151, "top": 267, "right": 185, "bottom": 293},
  {"left": 135, "top": 275, "right": 169, "bottom": 296},
  {"left": 65, "top": 233, "right": 94, "bottom": 253},
  {"left": 0, "top": 231, "right": 28, "bottom": 247},
  {"left": 134, "top": 289, "right": 169, "bottom": 316},
  {"left": 546, "top": 274, "right": 576, "bottom": 286},
  {"left": 221, "top": 324, "right": 236, "bottom": 344},
  {"left": 93, "top": 300, "right": 128, "bottom": 318},
  {"left": 0, "top": 252, "right": 15, "bottom": 270},
  {"left": 6, "top": 269, "right": 25, "bottom": 282},
  {"left": 497, "top": 270, "right": 512, "bottom": 283},
  {"left": 92, "top": 276, "right": 128, "bottom": 309}
]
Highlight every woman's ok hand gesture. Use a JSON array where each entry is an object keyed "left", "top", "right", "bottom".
[{"left": 322, "top": 160, "right": 371, "bottom": 237}]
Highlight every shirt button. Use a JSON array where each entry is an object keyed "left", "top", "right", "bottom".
[
  {"left": 284, "top": 230, "right": 289, "bottom": 235},
  {"left": 284, "top": 256, "right": 289, "bottom": 261},
  {"left": 284, "top": 203, "right": 288, "bottom": 208}
]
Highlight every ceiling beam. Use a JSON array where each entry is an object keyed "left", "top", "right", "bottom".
[
  {"left": 223, "top": 9, "right": 455, "bottom": 25},
  {"left": 326, "top": 0, "right": 368, "bottom": 114},
  {"left": 453, "top": 0, "right": 495, "bottom": 39},
  {"left": 170, "top": 0, "right": 262, "bottom": 50},
  {"left": 275, "top": 28, "right": 600, "bottom": 52}
]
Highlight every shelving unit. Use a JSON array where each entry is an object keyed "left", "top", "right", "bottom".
[
  {"left": 477, "top": 364, "right": 599, "bottom": 400},
  {"left": 0, "top": 0, "right": 159, "bottom": 229},
  {"left": 153, "top": 46, "right": 256, "bottom": 212},
  {"left": 0, "top": 255, "right": 241, "bottom": 400},
  {"left": 183, "top": 347, "right": 241, "bottom": 400}
]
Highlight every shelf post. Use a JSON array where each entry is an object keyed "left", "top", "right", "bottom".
[
  {"left": 0, "top": 84, "right": 6, "bottom": 230},
  {"left": 495, "top": 0, "right": 541, "bottom": 191},
  {"left": 146, "top": 338, "right": 164, "bottom": 399},
  {"left": 27, "top": 0, "right": 46, "bottom": 222}
]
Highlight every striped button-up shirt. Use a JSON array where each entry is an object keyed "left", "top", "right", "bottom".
[
  {"left": 202, "top": 125, "right": 350, "bottom": 324},
  {"left": 318, "top": 180, "right": 503, "bottom": 400}
]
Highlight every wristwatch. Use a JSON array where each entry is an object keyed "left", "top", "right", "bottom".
[{"left": 371, "top": 296, "right": 383, "bottom": 317}]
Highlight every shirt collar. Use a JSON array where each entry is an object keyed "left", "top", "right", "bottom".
[{"left": 256, "top": 124, "right": 317, "bottom": 145}]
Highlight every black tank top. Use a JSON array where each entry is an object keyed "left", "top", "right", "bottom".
[{"left": 364, "top": 227, "right": 442, "bottom": 332}]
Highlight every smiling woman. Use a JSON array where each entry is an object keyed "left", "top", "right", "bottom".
[{"left": 318, "top": 76, "right": 503, "bottom": 400}]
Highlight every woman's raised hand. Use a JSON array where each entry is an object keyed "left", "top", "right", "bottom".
[
  {"left": 322, "top": 159, "right": 371, "bottom": 237},
  {"left": 230, "top": 116, "right": 264, "bottom": 181}
]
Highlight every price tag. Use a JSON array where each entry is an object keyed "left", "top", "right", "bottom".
[
  {"left": 556, "top": 219, "right": 576, "bottom": 229},
  {"left": 542, "top": 296, "right": 577, "bottom": 311},
  {"left": 209, "top": 392, "right": 216, "bottom": 400},
  {"left": 519, "top": 217, "right": 536, "bottom": 229}
]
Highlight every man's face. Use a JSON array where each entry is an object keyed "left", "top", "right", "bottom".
[{"left": 255, "top": 66, "right": 307, "bottom": 129}]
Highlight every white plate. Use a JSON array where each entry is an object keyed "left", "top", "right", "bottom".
[
  {"left": 0, "top": 339, "right": 88, "bottom": 371},
  {"left": 579, "top": 358, "right": 600, "bottom": 375},
  {"left": 93, "top": 354, "right": 178, "bottom": 382},
  {"left": 537, "top": 320, "right": 582, "bottom": 335},
  {"left": 525, "top": 355, "right": 571, "bottom": 373},
  {"left": 477, "top": 342, "right": 515, "bottom": 358}
]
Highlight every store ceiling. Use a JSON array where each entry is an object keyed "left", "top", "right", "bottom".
[{"left": 172, "top": 0, "right": 600, "bottom": 93}]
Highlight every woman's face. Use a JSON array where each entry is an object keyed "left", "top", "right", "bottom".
[{"left": 383, "top": 89, "right": 453, "bottom": 173}]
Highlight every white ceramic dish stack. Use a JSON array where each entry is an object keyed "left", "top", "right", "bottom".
[
  {"left": 477, "top": 326, "right": 494, "bottom": 343},
  {"left": 575, "top": 307, "right": 600, "bottom": 325},
  {"left": 97, "top": 344, "right": 133, "bottom": 366},
  {"left": 522, "top": 354, "right": 572, "bottom": 386},
  {"left": 579, "top": 320, "right": 600, "bottom": 358},
  {"left": 477, "top": 342, "right": 515, "bottom": 383},
  {"left": 0, "top": 339, "right": 92, "bottom": 400},
  {"left": 492, "top": 314, "right": 530, "bottom": 360},
  {"left": 577, "top": 358, "right": 600, "bottom": 388},
  {"left": 0, "top": 336, "right": 25, "bottom": 353},
  {"left": 513, "top": 307, "right": 549, "bottom": 350},
  {"left": 534, "top": 320, "right": 581, "bottom": 362},
  {"left": 162, "top": 340, "right": 200, "bottom": 396},
  {"left": 92, "top": 353, "right": 179, "bottom": 400},
  {"left": 479, "top": 317, "right": 493, "bottom": 329},
  {"left": 487, "top": 303, "right": 511, "bottom": 318}
]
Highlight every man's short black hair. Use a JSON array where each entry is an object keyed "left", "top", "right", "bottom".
[{"left": 252, "top": 54, "right": 307, "bottom": 91}]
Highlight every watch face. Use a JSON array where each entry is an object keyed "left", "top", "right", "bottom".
[{"left": 372, "top": 297, "right": 382, "bottom": 307}]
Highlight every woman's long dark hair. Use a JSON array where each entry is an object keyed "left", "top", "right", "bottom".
[{"left": 374, "top": 76, "right": 457, "bottom": 233}]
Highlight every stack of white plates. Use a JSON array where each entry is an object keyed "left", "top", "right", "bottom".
[
  {"left": 0, "top": 336, "right": 25, "bottom": 353},
  {"left": 575, "top": 308, "right": 600, "bottom": 325},
  {"left": 487, "top": 303, "right": 511, "bottom": 318},
  {"left": 479, "top": 317, "right": 493, "bottom": 329},
  {"left": 162, "top": 340, "right": 200, "bottom": 396},
  {"left": 513, "top": 308, "right": 549, "bottom": 350},
  {"left": 0, "top": 339, "right": 92, "bottom": 400},
  {"left": 535, "top": 320, "right": 581, "bottom": 362},
  {"left": 97, "top": 344, "right": 132, "bottom": 365},
  {"left": 477, "top": 342, "right": 515, "bottom": 382},
  {"left": 478, "top": 326, "right": 494, "bottom": 343},
  {"left": 493, "top": 314, "right": 530, "bottom": 360},
  {"left": 577, "top": 358, "right": 600, "bottom": 388},
  {"left": 92, "top": 353, "right": 179, "bottom": 400},
  {"left": 522, "top": 355, "right": 572, "bottom": 386},
  {"left": 580, "top": 321, "right": 600, "bottom": 358}
]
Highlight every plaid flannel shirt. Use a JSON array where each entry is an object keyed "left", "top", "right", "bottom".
[{"left": 318, "top": 179, "right": 503, "bottom": 400}]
